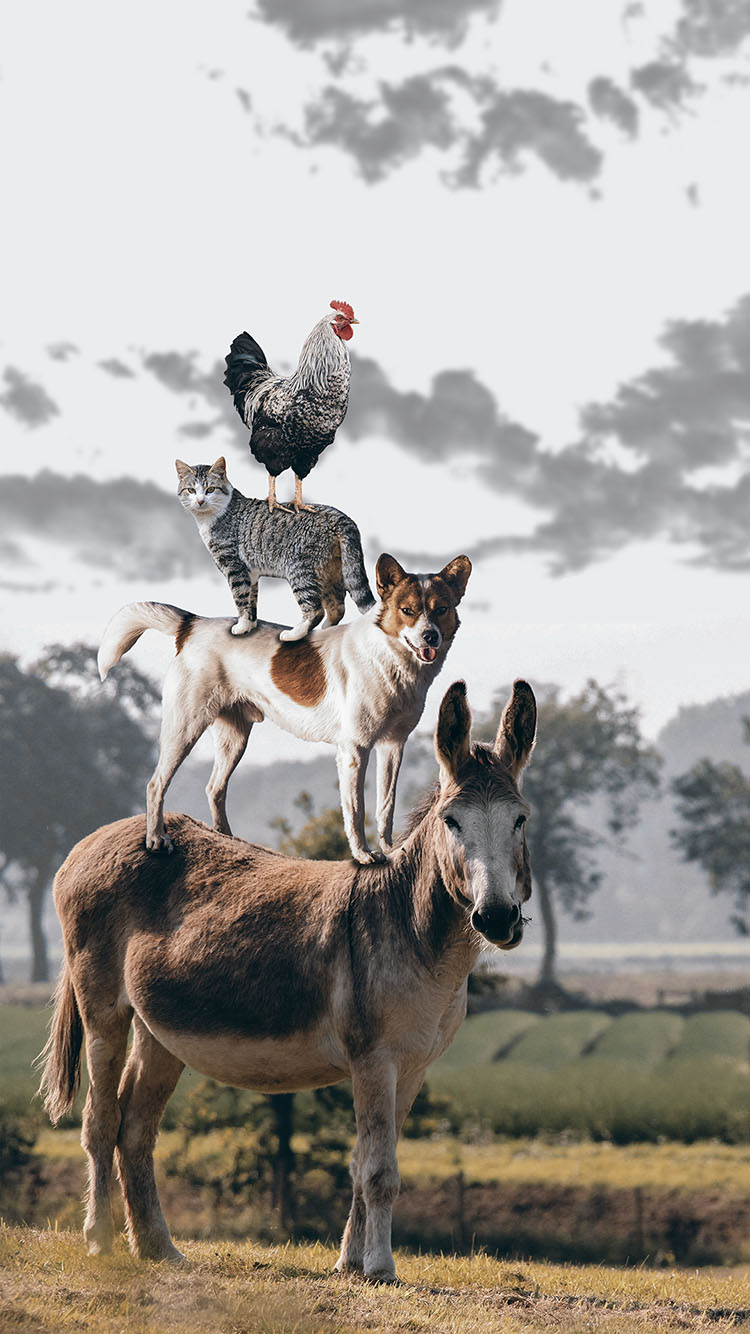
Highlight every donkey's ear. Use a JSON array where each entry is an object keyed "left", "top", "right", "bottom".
[
  {"left": 175, "top": 459, "right": 193, "bottom": 480},
  {"left": 376, "top": 553, "right": 407, "bottom": 598},
  {"left": 436, "top": 681, "right": 472, "bottom": 783},
  {"left": 439, "top": 554, "right": 472, "bottom": 603},
  {"left": 210, "top": 456, "right": 226, "bottom": 477},
  {"left": 495, "top": 680, "right": 536, "bottom": 781}
]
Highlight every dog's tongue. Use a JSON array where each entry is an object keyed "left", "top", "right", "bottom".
[{"left": 421, "top": 645, "right": 438, "bottom": 663}]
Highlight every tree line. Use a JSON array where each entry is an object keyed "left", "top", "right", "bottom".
[{"left": 1, "top": 647, "right": 748, "bottom": 986}]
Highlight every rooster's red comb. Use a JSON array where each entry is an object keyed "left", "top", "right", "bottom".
[{"left": 330, "top": 299, "right": 355, "bottom": 320}]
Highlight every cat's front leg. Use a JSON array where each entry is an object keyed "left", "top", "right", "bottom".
[{"left": 229, "top": 573, "right": 259, "bottom": 636}]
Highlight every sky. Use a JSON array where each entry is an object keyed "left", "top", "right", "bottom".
[{"left": 1, "top": 0, "right": 749, "bottom": 764}]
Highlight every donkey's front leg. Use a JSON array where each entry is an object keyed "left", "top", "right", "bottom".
[
  {"left": 374, "top": 739, "right": 405, "bottom": 854},
  {"left": 346, "top": 1057, "right": 400, "bottom": 1281}
]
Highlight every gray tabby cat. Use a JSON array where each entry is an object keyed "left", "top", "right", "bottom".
[{"left": 176, "top": 457, "right": 375, "bottom": 641}]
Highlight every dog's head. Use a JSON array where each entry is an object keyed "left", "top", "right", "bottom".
[{"left": 375, "top": 554, "right": 472, "bottom": 664}]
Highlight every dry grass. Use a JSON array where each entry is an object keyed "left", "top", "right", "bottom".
[{"left": 1, "top": 1226, "right": 749, "bottom": 1334}]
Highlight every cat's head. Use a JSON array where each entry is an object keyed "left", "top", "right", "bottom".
[{"left": 176, "top": 457, "right": 232, "bottom": 519}]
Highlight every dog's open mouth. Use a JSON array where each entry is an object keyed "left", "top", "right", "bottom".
[{"left": 405, "top": 637, "right": 438, "bottom": 664}]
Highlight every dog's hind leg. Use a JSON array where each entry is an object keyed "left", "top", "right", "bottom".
[
  {"left": 146, "top": 668, "right": 218, "bottom": 852},
  {"left": 206, "top": 704, "right": 258, "bottom": 835}
]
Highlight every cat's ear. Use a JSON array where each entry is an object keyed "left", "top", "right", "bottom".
[
  {"left": 175, "top": 459, "right": 193, "bottom": 481},
  {"left": 210, "top": 457, "right": 227, "bottom": 478}
]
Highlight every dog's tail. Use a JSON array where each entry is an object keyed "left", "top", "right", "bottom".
[
  {"left": 97, "top": 601, "right": 196, "bottom": 680},
  {"left": 337, "top": 517, "right": 376, "bottom": 614},
  {"left": 38, "top": 965, "right": 84, "bottom": 1124}
]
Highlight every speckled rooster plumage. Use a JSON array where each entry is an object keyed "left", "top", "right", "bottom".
[{"left": 224, "top": 299, "right": 358, "bottom": 512}]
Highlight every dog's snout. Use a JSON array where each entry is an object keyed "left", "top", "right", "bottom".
[{"left": 423, "top": 628, "right": 440, "bottom": 647}]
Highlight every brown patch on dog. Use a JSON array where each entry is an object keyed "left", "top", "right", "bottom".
[
  {"left": 376, "top": 575, "right": 424, "bottom": 638},
  {"left": 174, "top": 613, "right": 196, "bottom": 655},
  {"left": 270, "top": 639, "right": 327, "bottom": 706}
]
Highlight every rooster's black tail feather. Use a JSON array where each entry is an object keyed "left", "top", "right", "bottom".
[{"left": 224, "top": 331, "right": 270, "bottom": 417}]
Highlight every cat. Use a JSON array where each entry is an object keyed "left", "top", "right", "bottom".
[{"left": 176, "top": 457, "right": 375, "bottom": 641}]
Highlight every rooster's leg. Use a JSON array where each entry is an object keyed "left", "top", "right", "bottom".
[
  {"left": 293, "top": 476, "right": 316, "bottom": 514},
  {"left": 267, "top": 474, "right": 292, "bottom": 514}
]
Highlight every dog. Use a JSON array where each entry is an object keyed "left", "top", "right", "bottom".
[{"left": 98, "top": 552, "right": 471, "bottom": 864}]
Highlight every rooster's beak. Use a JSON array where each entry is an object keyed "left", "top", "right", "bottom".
[{"left": 349, "top": 318, "right": 360, "bottom": 324}]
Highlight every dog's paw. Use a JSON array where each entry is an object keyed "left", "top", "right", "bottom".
[
  {"left": 353, "top": 848, "right": 386, "bottom": 866},
  {"left": 146, "top": 831, "right": 173, "bottom": 854}
]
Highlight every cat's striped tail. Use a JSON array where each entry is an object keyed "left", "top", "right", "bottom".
[
  {"left": 338, "top": 518, "right": 376, "bottom": 614},
  {"left": 97, "top": 601, "right": 196, "bottom": 680}
]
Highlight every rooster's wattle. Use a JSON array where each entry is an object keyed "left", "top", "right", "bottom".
[{"left": 224, "top": 300, "right": 358, "bottom": 513}]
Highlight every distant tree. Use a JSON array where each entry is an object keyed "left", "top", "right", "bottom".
[
  {"left": 270, "top": 791, "right": 353, "bottom": 861},
  {"left": 477, "top": 681, "right": 661, "bottom": 991},
  {"left": 0, "top": 645, "right": 158, "bottom": 982},
  {"left": 671, "top": 720, "right": 750, "bottom": 936}
]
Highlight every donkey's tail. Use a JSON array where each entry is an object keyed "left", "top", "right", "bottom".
[
  {"left": 97, "top": 601, "right": 196, "bottom": 680},
  {"left": 38, "top": 967, "right": 83, "bottom": 1124},
  {"left": 338, "top": 517, "right": 376, "bottom": 614}
]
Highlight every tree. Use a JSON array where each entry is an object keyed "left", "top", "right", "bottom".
[
  {"left": 0, "top": 645, "right": 158, "bottom": 981},
  {"left": 671, "top": 720, "right": 750, "bottom": 936},
  {"left": 477, "top": 681, "right": 661, "bottom": 991}
]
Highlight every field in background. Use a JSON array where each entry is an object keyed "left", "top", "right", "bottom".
[{"left": 1, "top": 1227, "right": 749, "bottom": 1334}]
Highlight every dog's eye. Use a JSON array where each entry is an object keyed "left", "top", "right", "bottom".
[
  {"left": 435, "top": 606, "right": 448, "bottom": 617},
  {"left": 514, "top": 814, "right": 527, "bottom": 831},
  {"left": 400, "top": 606, "right": 416, "bottom": 617},
  {"left": 444, "top": 814, "right": 461, "bottom": 833}
]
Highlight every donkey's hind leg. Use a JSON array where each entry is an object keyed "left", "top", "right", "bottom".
[
  {"left": 81, "top": 1004, "right": 132, "bottom": 1256},
  {"left": 206, "top": 704, "right": 257, "bottom": 835},
  {"left": 116, "top": 1015, "right": 184, "bottom": 1262}
]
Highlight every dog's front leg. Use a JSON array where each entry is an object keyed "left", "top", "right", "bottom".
[
  {"left": 375, "top": 740, "right": 404, "bottom": 854},
  {"left": 336, "top": 743, "right": 382, "bottom": 865}
]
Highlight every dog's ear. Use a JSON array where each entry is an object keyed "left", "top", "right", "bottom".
[
  {"left": 439, "top": 555, "right": 472, "bottom": 604},
  {"left": 209, "top": 456, "right": 227, "bottom": 479},
  {"left": 175, "top": 459, "right": 193, "bottom": 481},
  {"left": 376, "top": 553, "right": 407, "bottom": 598}
]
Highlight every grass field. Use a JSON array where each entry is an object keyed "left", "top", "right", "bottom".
[{"left": 1, "top": 1227, "right": 748, "bottom": 1334}]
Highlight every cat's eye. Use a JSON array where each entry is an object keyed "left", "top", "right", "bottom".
[
  {"left": 187, "top": 487, "right": 195, "bottom": 493},
  {"left": 206, "top": 486, "right": 215, "bottom": 493},
  {"left": 444, "top": 814, "right": 461, "bottom": 833}
]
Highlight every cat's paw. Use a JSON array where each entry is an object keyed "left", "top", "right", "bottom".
[{"left": 231, "top": 619, "right": 256, "bottom": 636}]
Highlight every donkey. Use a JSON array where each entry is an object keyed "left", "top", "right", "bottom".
[{"left": 40, "top": 679, "right": 536, "bottom": 1282}]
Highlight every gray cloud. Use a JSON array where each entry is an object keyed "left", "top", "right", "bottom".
[
  {"left": 98, "top": 357, "right": 136, "bottom": 378},
  {"left": 630, "top": 60, "right": 698, "bottom": 111},
  {"left": 47, "top": 342, "right": 79, "bottom": 362},
  {"left": 0, "top": 368, "right": 59, "bottom": 428},
  {"left": 299, "top": 71, "right": 603, "bottom": 185},
  {"left": 142, "top": 350, "right": 243, "bottom": 442},
  {"left": 254, "top": 0, "right": 500, "bottom": 46},
  {"left": 587, "top": 77, "right": 640, "bottom": 136},
  {"left": 674, "top": 0, "right": 750, "bottom": 58},
  {"left": 0, "top": 471, "right": 212, "bottom": 581}
]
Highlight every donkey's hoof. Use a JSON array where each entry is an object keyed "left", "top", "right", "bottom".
[
  {"left": 334, "top": 1259, "right": 364, "bottom": 1276},
  {"left": 137, "top": 1240, "right": 185, "bottom": 1265},
  {"left": 364, "top": 1269, "right": 399, "bottom": 1285}
]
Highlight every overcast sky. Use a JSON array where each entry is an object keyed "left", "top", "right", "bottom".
[{"left": 1, "top": 0, "right": 749, "bottom": 763}]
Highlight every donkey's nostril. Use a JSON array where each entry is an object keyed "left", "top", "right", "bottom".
[
  {"left": 509, "top": 902, "right": 521, "bottom": 926},
  {"left": 471, "top": 909, "right": 486, "bottom": 935}
]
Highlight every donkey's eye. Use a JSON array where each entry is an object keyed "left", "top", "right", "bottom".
[
  {"left": 444, "top": 814, "right": 461, "bottom": 833},
  {"left": 514, "top": 814, "right": 527, "bottom": 831}
]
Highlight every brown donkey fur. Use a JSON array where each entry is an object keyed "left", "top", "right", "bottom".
[{"left": 40, "top": 680, "right": 536, "bottom": 1282}]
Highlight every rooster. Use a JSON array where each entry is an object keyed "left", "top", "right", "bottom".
[{"left": 224, "top": 299, "right": 359, "bottom": 513}]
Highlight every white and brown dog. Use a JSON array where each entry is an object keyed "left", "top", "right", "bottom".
[{"left": 98, "top": 553, "right": 471, "bottom": 864}]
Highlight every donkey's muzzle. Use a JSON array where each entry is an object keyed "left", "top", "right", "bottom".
[{"left": 471, "top": 901, "right": 522, "bottom": 947}]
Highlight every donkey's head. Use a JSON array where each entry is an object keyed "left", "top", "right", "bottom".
[{"left": 433, "top": 680, "right": 536, "bottom": 949}]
